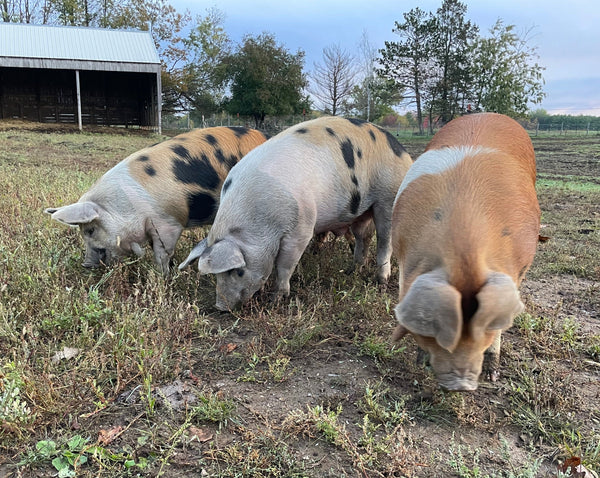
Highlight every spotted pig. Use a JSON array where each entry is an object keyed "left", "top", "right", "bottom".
[
  {"left": 391, "top": 113, "right": 540, "bottom": 391},
  {"left": 45, "top": 127, "right": 268, "bottom": 275},
  {"left": 179, "top": 116, "right": 413, "bottom": 310}
]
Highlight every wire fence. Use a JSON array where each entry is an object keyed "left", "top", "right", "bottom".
[{"left": 161, "top": 114, "right": 600, "bottom": 139}]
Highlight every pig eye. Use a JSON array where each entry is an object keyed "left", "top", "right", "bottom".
[
  {"left": 86, "top": 227, "right": 95, "bottom": 236},
  {"left": 236, "top": 268, "right": 245, "bottom": 277}
]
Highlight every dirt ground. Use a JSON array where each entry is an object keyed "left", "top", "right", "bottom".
[{"left": 0, "top": 122, "right": 598, "bottom": 477}]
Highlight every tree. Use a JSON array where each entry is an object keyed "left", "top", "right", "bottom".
[
  {"left": 357, "top": 30, "right": 379, "bottom": 121},
  {"left": 344, "top": 77, "right": 402, "bottom": 122},
  {"left": 428, "top": 0, "right": 478, "bottom": 124},
  {"left": 310, "top": 44, "right": 357, "bottom": 115},
  {"left": 223, "top": 33, "right": 309, "bottom": 128},
  {"left": 470, "top": 19, "right": 545, "bottom": 116},
  {"left": 1, "top": 0, "right": 46, "bottom": 22},
  {"left": 161, "top": 7, "right": 231, "bottom": 116},
  {"left": 378, "top": 7, "right": 436, "bottom": 134}
]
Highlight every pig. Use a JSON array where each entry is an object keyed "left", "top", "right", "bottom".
[
  {"left": 44, "top": 127, "right": 268, "bottom": 275},
  {"left": 391, "top": 112, "right": 541, "bottom": 391},
  {"left": 179, "top": 116, "right": 413, "bottom": 311}
]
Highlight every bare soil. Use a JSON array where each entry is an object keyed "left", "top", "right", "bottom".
[{"left": 1, "top": 122, "right": 598, "bottom": 477}]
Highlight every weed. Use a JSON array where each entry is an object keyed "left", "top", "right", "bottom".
[
  {"left": 448, "top": 434, "right": 544, "bottom": 478},
  {"left": 268, "top": 355, "right": 292, "bottom": 382},
  {"left": 191, "top": 392, "right": 237, "bottom": 428},
  {"left": 559, "top": 316, "right": 579, "bottom": 347},
  {"left": 202, "top": 432, "right": 308, "bottom": 477},
  {"left": 18, "top": 434, "right": 149, "bottom": 476},
  {"left": 308, "top": 404, "right": 343, "bottom": 444},
  {"left": 358, "top": 380, "right": 409, "bottom": 427},
  {"left": 0, "top": 361, "right": 33, "bottom": 434}
]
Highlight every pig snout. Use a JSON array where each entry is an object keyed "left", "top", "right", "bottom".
[
  {"left": 82, "top": 247, "right": 107, "bottom": 268},
  {"left": 437, "top": 370, "right": 481, "bottom": 392}
]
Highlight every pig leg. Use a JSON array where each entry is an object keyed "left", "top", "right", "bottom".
[
  {"left": 273, "top": 231, "right": 313, "bottom": 297},
  {"left": 483, "top": 332, "right": 502, "bottom": 382},
  {"left": 371, "top": 204, "right": 393, "bottom": 284},
  {"left": 351, "top": 219, "right": 374, "bottom": 267},
  {"left": 146, "top": 219, "right": 183, "bottom": 276}
]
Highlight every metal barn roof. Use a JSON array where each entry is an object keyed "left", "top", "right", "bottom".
[{"left": 0, "top": 22, "right": 161, "bottom": 73}]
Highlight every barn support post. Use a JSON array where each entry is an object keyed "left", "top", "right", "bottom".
[
  {"left": 156, "top": 70, "right": 162, "bottom": 134},
  {"left": 75, "top": 69, "right": 82, "bottom": 131}
]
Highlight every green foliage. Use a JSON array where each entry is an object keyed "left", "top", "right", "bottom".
[
  {"left": 379, "top": 0, "right": 546, "bottom": 128},
  {"left": 378, "top": 6, "right": 434, "bottom": 134},
  {"left": 191, "top": 392, "right": 237, "bottom": 428},
  {"left": 307, "top": 404, "right": 343, "bottom": 444},
  {"left": 470, "top": 19, "right": 545, "bottom": 116},
  {"left": 223, "top": 33, "right": 310, "bottom": 127},
  {"left": 344, "top": 77, "right": 403, "bottom": 121},
  {"left": 170, "top": 7, "right": 232, "bottom": 117},
  {"left": 0, "top": 361, "right": 33, "bottom": 429}
]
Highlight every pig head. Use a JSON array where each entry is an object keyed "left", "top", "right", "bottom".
[{"left": 391, "top": 113, "right": 540, "bottom": 391}]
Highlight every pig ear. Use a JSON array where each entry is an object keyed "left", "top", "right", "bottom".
[
  {"left": 393, "top": 270, "right": 463, "bottom": 352},
  {"left": 470, "top": 272, "right": 524, "bottom": 342},
  {"left": 197, "top": 239, "right": 246, "bottom": 274},
  {"left": 44, "top": 202, "right": 99, "bottom": 226},
  {"left": 178, "top": 239, "right": 208, "bottom": 270},
  {"left": 178, "top": 239, "right": 246, "bottom": 274}
]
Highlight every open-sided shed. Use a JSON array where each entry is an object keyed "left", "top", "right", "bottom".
[{"left": 0, "top": 22, "right": 161, "bottom": 132}]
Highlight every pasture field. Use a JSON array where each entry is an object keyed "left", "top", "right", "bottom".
[{"left": 0, "top": 121, "right": 598, "bottom": 477}]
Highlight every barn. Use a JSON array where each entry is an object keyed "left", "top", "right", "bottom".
[{"left": 0, "top": 22, "right": 162, "bottom": 132}]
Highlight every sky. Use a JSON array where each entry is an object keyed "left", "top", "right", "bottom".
[{"left": 173, "top": 0, "right": 600, "bottom": 116}]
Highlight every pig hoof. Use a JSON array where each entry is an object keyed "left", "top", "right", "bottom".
[
  {"left": 416, "top": 348, "right": 430, "bottom": 367},
  {"left": 488, "top": 369, "right": 500, "bottom": 382}
]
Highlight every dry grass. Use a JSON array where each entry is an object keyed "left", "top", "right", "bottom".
[{"left": 0, "top": 122, "right": 598, "bottom": 477}]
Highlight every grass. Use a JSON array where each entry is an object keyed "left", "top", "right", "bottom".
[{"left": 0, "top": 123, "right": 598, "bottom": 476}]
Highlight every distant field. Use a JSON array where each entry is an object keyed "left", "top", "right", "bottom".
[{"left": 0, "top": 122, "right": 598, "bottom": 477}]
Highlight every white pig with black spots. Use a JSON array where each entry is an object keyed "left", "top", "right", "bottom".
[
  {"left": 179, "top": 116, "right": 413, "bottom": 310},
  {"left": 45, "top": 127, "right": 268, "bottom": 275}
]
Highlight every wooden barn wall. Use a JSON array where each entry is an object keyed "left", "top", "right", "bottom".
[{"left": 0, "top": 67, "right": 158, "bottom": 127}]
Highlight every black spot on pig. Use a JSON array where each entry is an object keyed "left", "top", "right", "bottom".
[
  {"left": 369, "top": 130, "right": 376, "bottom": 141},
  {"left": 205, "top": 134, "right": 218, "bottom": 146},
  {"left": 137, "top": 154, "right": 150, "bottom": 162},
  {"left": 228, "top": 126, "right": 250, "bottom": 137},
  {"left": 349, "top": 190, "right": 361, "bottom": 215},
  {"left": 145, "top": 165, "right": 156, "bottom": 176},
  {"left": 223, "top": 178, "right": 233, "bottom": 194},
  {"left": 296, "top": 128, "right": 309, "bottom": 134},
  {"left": 226, "top": 154, "right": 238, "bottom": 170},
  {"left": 351, "top": 174, "right": 358, "bottom": 186},
  {"left": 347, "top": 118, "right": 367, "bottom": 126},
  {"left": 376, "top": 127, "right": 407, "bottom": 158},
  {"left": 215, "top": 148, "right": 226, "bottom": 164},
  {"left": 187, "top": 192, "right": 217, "bottom": 226},
  {"left": 172, "top": 150, "right": 220, "bottom": 190},
  {"left": 326, "top": 127, "right": 336, "bottom": 137},
  {"left": 433, "top": 208, "right": 443, "bottom": 221},
  {"left": 357, "top": 149, "right": 362, "bottom": 159},
  {"left": 341, "top": 139, "right": 355, "bottom": 169},
  {"left": 212, "top": 147, "right": 237, "bottom": 171},
  {"left": 171, "top": 144, "right": 192, "bottom": 161}
]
